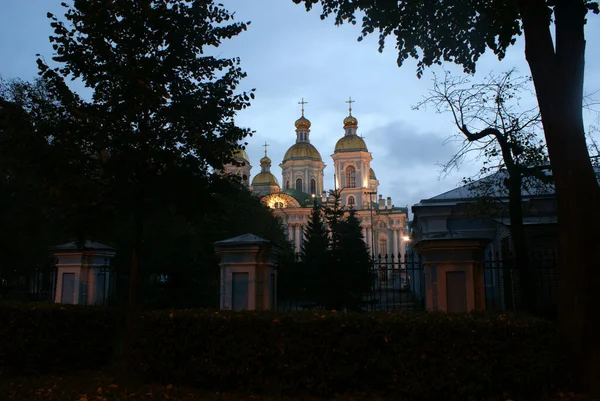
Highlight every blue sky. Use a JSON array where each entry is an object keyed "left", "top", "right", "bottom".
[{"left": 1, "top": 0, "right": 599, "bottom": 213}]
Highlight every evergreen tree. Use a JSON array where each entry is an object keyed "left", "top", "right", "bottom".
[
  {"left": 338, "top": 207, "right": 373, "bottom": 311},
  {"left": 300, "top": 197, "right": 328, "bottom": 304},
  {"left": 319, "top": 190, "right": 372, "bottom": 310},
  {"left": 320, "top": 189, "right": 345, "bottom": 310}
]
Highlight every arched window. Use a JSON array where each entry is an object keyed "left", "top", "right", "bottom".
[
  {"left": 347, "top": 196, "right": 355, "bottom": 207},
  {"left": 296, "top": 178, "right": 302, "bottom": 192},
  {"left": 378, "top": 238, "right": 388, "bottom": 257},
  {"left": 346, "top": 166, "right": 356, "bottom": 188},
  {"left": 242, "top": 174, "right": 248, "bottom": 184},
  {"left": 310, "top": 179, "right": 316, "bottom": 195},
  {"left": 285, "top": 180, "right": 290, "bottom": 190}
]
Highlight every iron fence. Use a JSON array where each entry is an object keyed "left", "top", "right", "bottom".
[
  {"left": 484, "top": 249, "right": 558, "bottom": 319},
  {"left": 278, "top": 251, "right": 425, "bottom": 312},
  {"left": 363, "top": 252, "right": 425, "bottom": 311},
  {"left": 0, "top": 258, "right": 57, "bottom": 302}
]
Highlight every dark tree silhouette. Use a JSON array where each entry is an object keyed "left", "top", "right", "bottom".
[
  {"left": 300, "top": 197, "right": 329, "bottom": 304},
  {"left": 415, "top": 69, "right": 552, "bottom": 313},
  {"left": 36, "top": 0, "right": 253, "bottom": 353},
  {"left": 294, "top": 0, "right": 600, "bottom": 390},
  {"left": 338, "top": 207, "right": 372, "bottom": 311}
]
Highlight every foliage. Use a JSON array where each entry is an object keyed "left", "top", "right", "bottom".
[
  {"left": 0, "top": 303, "right": 573, "bottom": 400},
  {"left": 298, "top": 198, "right": 329, "bottom": 303},
  {"left": 415, "top": 69, "right": 550, "bottom": 189},
  {"left": 291, "top": 5, "right": 600, "bottom": 392},
  {"left": 336, "top": 208, "right": 372, "bottom": 310},
  {"left": 29, "top": 0, "right": 256, "bottom": 322},
  {"left": 293, "top": 0, "right": 598, "bottom": 77},
  {"left": 415, "top": 69, "right": 559, "bottom": 313},
  {"left": 294, "top": 190, "right": 372, "bottom": 310},
  {"left": 0, "top": 303, "right": 122, "bottom": 377},
  {"left": 130, "top": 309, "right": 563, "bottom": 400},
  {"left": 107, "top": 181, "right": 292, "bottom": 309},
  {"left": 1, "top": 374, "right": 594, "bottom": 401},
  {"left": 1, "top": 71, "right": 289, "bottom": 308},
  {"left": 0, "top": 77, "right": 72, "bottom": 293}
]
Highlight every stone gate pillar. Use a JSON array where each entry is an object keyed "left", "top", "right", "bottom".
[
  {"left": 414, "top": 238, "right": 488, "bottom": 313},
  {"left": 214, "top": 233, "right": 281, "bottom": 311},
  {"left": 50, "top": 241, "right": 116, "bottom": 306}
]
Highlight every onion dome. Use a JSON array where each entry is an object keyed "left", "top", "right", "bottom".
[
  {"left": 295, "top": 116, "right": 311, "bottom": 130},
  {"left": 282, "top": 142, "right": 322, "bottom": 162},
  {"left": 334, "top": 135, "right": 368, "bottom": 152}
]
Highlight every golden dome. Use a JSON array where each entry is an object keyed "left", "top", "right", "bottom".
[
  {"left": 252, "top": 172, "right": 280, "bottom": 186},
  {"left": 334, "top": 135, "right": 368, "bottom": 152},
  {"left": 370, "top": 168, "right": 377, "bottom": 180},
  {"left": 343, "top": 115, "right": 358, "bottom": 127},
  {"left": 282, "top": 143, "right": 322, "bottom": 162},
  {"left": 295, "top": 116, "right": 311, "bottom": 130},
  {"left": 260, "top": 155, "right": 271, "bottom": 164},
  {"left": 232, "top": 148, "right": 250, "bottom": 162}
]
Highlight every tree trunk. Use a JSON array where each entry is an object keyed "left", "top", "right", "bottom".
[
  {"left": 124, "top": 211, "right": 143, "bottom": 356},
  {"left": 518, "top": 0, "right": 600, "bottom": 393},
  {"left": 506, "top": 175, "right": 535, "bottom": 313}
]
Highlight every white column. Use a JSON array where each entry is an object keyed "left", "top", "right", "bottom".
[
  {"left": 393, "top": 229, "right": 399, "bottom": 267},
  {"left": 295, "top": 225, "right": 301, "bottom": 252}
]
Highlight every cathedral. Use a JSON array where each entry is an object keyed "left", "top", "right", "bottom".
[{"left": 224, "top": 100, "right": 410, "bottom": 260}]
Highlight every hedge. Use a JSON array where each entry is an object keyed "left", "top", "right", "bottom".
[
  {"left": 0, "top": 302, "right": 122, "bottom": 377},
  {"left": 130, "top": 309, "right": 566, "bottom": 400}
]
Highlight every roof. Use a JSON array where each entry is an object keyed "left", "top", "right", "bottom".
[
  {"left": 334, "top": 135, "right": 368, "bottom": 152},
  {"left": 50, "top": 241, "right": 116, "bottom": 252},
  {"left": 494, "top": 216, "right": 558, "bottom": 226},
  {"left": 214, "top": 233, "right": 270, "bottom": 246},
  {"left": 417, "top": 165, "right": 600, "bottom": 206},
  {"left": 282, "top": 142, "right": 322, "bottom": 162},
  {"left": 369, "top": 168, "right": 377, "bottom": 180},
  {"left": 251, "top": 171, "right": 280, "bottom": 186},
  {"left": 415, "top": 169, "right": 557, "bottom": 206},
  {"left": 282, "top": 188, "right": 314, "bottom": 207}
]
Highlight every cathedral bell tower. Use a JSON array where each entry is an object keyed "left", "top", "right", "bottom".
[
  {"left": 280, "top": 98, "right": 326, "bottom": 195},
  {"left": 331, "top": 97, "right": 373, "bottom": 209}
]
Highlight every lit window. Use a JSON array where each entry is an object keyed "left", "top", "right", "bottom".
[
  {"left": 296, "top": 178, "right": 302, "bottom": 192},
  {"left": 310, "top": 179, "right": 316, "bottom": 195},
  {"left": 346, "top": 166, "right": 356, "bottom": 188}
]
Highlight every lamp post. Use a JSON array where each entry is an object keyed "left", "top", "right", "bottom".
[{"left": 364, "top": 190, "right": 377, "bottom": 259}]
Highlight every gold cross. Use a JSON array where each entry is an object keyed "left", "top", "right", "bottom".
[
  {"left": 298, "top": 98, "right": 307, "bottom": 116},
  {"left": 263, "top": 141, "right": 270, "bottom": 157},
  {"left": 346, "top": 96, "right": 355, "bottom": 116}
]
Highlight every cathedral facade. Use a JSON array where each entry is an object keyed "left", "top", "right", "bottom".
[{"left": 224, "top": 103, "right": 410, "bottom": 260}]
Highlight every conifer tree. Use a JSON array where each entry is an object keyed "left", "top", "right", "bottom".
[
  {"left": 320, "top": 190, "right": 372, "bottom": 310},
  {"left": 338, "top": 207, "right": 373, "bottom": 311},
  {"left": 300, "top": 197, "right": 328, "bottom": 303}
]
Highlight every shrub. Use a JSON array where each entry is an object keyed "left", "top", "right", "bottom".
[
  {"left": 0, "top": 302, "right": 122, "bottom": 377},
  {"left": 130, "top": 309, "right": 564, "bottom": 400}
]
